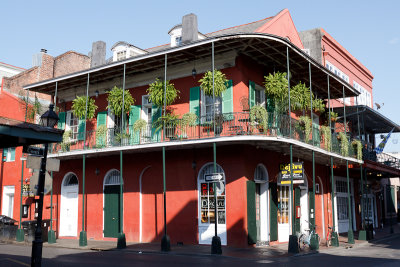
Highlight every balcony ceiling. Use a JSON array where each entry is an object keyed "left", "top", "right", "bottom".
[
  {"left": 24, "top": 33, "right": 358, "bottom": 99},
  {"left": 333, "top": 105, "right": 400, "bottom": 134}
]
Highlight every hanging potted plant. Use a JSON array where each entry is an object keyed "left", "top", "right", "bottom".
[
  {"left": 95, "top": 125, "right": 108, "bottom": 148},
  {"left": 72, "top": 95, "right": 98, "bottom": 120},
  {"left": 296, "top": 116, "right": 312, "bottom": 143},
  {"left": 181, "top": 112, "right": 197, "bottom": 138},
  {"left": 60, "top": 130, "right": 72, "bottom": 152},
  {"left": 337, "top": 132, "right": 349, "bottom": 157},
  {"left": 147, "top": 78, "right": 180, "bottom": 138},
  {"left": 107, "top": 86, "right": 135, "bottom": 117},
  {"left": 351, "top": 139, "right": 363, "bottom": 160},
  {"left": 198, "top": 69, "right": 228, "bottom": 97},
  {"left": 264, "top": 72, "right": 288, "bottom": 114},
  {"left": 321, "top": 125, "right": 332, "bottom": 152},
  {"left": 249, "top": 105, "right": 268, "bottom": 133}
]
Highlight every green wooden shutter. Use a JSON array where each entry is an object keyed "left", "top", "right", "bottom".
[
  {"left": 151, "top": 106, "right": 162, "bottom": 142},
  {"left": 222, "top": 80, "right": 234, "bottom": 121},
  {"left": 96, "top": 111, "right": 108, "bottom": 147},
  {"left": 189, "top": 86, "right": 200, "bottom": 124},
  {"left": 309, "top": 186, "right": 315, "bottom": 229},
  {"left": 77, "top": 118, "right": 85, "bottom": 141},
  {"left": 266, "top": 95, "right": 276, "bottom": 129},
  {"left": 58, "top": 112, "right": 66, "bottom": 130},
  {"left": 249, "top": 81, "right": 256, "bottom": 109},
  {"left": 10, "top": 147, "right": 15, "bottom": 161},
  {"left": 269, "top": 182, "right": 278, "bottom": 241},
  {"left": 295, "top": 187, "right": 301, "bottom": 234},
  {"left": 247, "top": 180, "right": 257, "bottom": 244},
  {"left": 129, "top": 105, "right": 141, "bottom": 145}
]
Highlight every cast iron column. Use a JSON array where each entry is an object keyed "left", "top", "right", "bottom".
[
  {"left": 48, "top": 171, "right": 56, "bottom": 243},
  {"left": 161, "top": 54, "right": 170, "bottom": 252},
  {"left": 16, "top": 159, "right": 25, "bottom": 242}
]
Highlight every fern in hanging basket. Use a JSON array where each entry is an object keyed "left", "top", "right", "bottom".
[
  {"left": 321, "top": 125, "right": 332, "bottom": 152},
  {"left": 250, "top": 105, "right": 268, "bottom": 132},
  {"left": 297, "top": 116, "right": 312, "bottom": 142},
  {"left": 198, "top": 70, "right": 228, "bottom": 97},
  {"left": 147, "top": 78, "right": 180, "bottom": 108},
  {"left": 313, "top": 98, "right": 326, "bottom": 113},
  {"left": 338, "top": 132, "right": 349, "bottom": 157},
  {"left": 352, "top": 139, "right": 363, "bottom": 160},
  {"left": 107, "top": 86, "right": 135, "bottom": 116},
  {"left": 72, "top": 96, "right": 98, "bottom": 119},
  {"left": 133, "top": 119, "right": 147, "bottom": 133}
]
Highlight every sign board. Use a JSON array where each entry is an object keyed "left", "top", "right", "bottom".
[
  {"left": 30, "top": 171, "right": 53, "bottom": 196},
  {"left": 278, "top": 162, "right": 304, "bottom": 185},
  {"left": 205, "top": 173, "right": 224, "bottom": 182},
  {"left": 26, "top": 155, "right": 60, "bottom": 172},
  {"left": 23, "top": 146, "right": 44, "bottom": 156},
  {"left": 22, "top": 183, "right": 35, "bottom": 197}
]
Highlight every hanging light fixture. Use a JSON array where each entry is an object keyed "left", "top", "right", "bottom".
[
  {"left": 192, "top": 58, "right": 196, "bottom": 78},
  {"left": 40, "top": 104, "right": 59, "bottom": 128}
]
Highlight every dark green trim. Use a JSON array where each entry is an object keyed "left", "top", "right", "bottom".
[
  {"left": 0, "top": 126, "right": 62, "bottom": 143},
  {"left": 247, "top": 180, "right": 257, "bottom": 244},
  {"left": 269, "top": 182, "right": 278, "bottom": 241}
]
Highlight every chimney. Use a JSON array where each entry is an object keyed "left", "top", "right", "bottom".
[
  {"left": 182, "top": 13, "right": 198, "bottom": 44},
  {"left": 32, "top": 49, "right": 47, "bottom": 67},
  {"left": 91, "top": 41, "right": 106, "bottom": 68}
]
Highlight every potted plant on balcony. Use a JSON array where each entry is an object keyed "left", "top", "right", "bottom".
[
  {"left": 296, "top": 116, "right": 312, "bottom": 143},
  {"left": 181, "top": 112, "right": 197, "bottom": 138},
  {"left": 214, "top": 114, "right": 224, "bottom": 135},
  {"left": 352, "top": 139, "right": 363, "bottom": 160},
  {"left": 147, "top": 78, "right": 180, "bottom": 138},
  {"left": 321, "top": 125, "right": 332, "bottom": 152},
  {"left": 337, "top": 132, "right": 349, "bottom": 157},
  {"left": 60, "top": 130, "right": 72, "bottom": 152},
  {"left": 107, "top": 86, "right": 135, "bottom": 117},
  {"left": 133, "top": 119, "right": 147, "bottom": 144},
  {"left": 95, "top": 125, "right": 108, "bottom": 148},
  {"left": 250, "top": 105, "right": 268, "bottom": 133}
]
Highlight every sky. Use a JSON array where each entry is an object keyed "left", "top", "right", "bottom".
[{"left": 1, "top": 0, "right": 400, "bottom": 151}]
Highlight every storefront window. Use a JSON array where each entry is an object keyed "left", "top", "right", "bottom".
[{"left": 198, "top": 163, "right": 225, "bottom": 225}]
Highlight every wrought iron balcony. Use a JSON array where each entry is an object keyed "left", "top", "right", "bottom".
[
  {"left": 49, "top": 112, "right": 358, "bottom": 160},
  {"left": 363, "top": 144, "right": 400, "bottom": 169}
]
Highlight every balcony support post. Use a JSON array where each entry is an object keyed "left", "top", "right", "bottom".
[
  {"left": 117, "top": 64, "right": 127, "bottom": 249},
  {"left": 287, "top": 47, "right": 298, "bottom": 254},
  {"left": 161, "top": 54, "right": 171, "bottom": 252},
  {"left": 212, "top": 41, "right": 215, "bottom": 135},
  {"left": 16, "top": 159, "right": 25, "bottom": 242},
  {"left": 346, "top": 160, "right": 355, "bottom": 243},
  {"left": 48, "top": 171, "right": 56, "bottom": 243},
  {"left": 79, "top": 73, "right": 89, "bottom": 247},
  {"left": 330, "top": 156, "right": 339, "bottom": 246}
]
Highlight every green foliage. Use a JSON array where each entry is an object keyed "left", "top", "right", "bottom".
[
  {"left": 250, "top": 105, "right": 268, "bottom": 131},
  {"left": 329, "top": 111, "right": 338, "bottom": 122},
  {"left": 96, "top": 125, "right": 107, "bottom": 137},
  {"left": 264, "top": 72, "right": 288, "bottom": 112},
  {"left": 290, "top": 82, "right": 312, "bottom": 111},
  {"left": 115, "top": 132, "right": 130, "bottom": 144},
  {"left": 61, "top": 130, "right": 71, "bottom": 151},
  {"left": 338, "top": 132, "right": 349, "bottom": 157},
  {"left": 321, "top": 125, "right": 332, "bottom": 152},
  {"left": 199, "top": 70, "right": 228, "bottom": 97},
  {"left": 352, "top": 139, "right": 363, "bottom": 160},
  {"left": 181, "top": 112, "right": 197, "bottom": 127},
  {"left": 297, "top": 116, "right": 312, "bottom": 142},
  {"left": 107, "top": 86, "right": 135, "bottom": 116},
  {"left": 312, "top": 98, "right": 325, "bottom": 113},
  {"left": 153, "top": 113, "right": 179, "bottom": 132},
  {"left": 147, "top": 79, "right": 180, "bottom": 108},
  {"left": 133, "top": 119, "right": 147, "bottom": 133},
  {"left": 72, "top": 96, "right": 98, "bottom": 119},
  {"left": 19, "top": 91, "right": 43, "bottom": 122}
]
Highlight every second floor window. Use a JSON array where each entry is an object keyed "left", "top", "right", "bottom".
[
  {"left": 175, "top": 36, "right": 182, "bottom": 46},
  {"left": 2, "top": 147, "right": 15, "bottom": 162},
  {"left": 67, "top": 111, "right": 79, "bottom": 141},
  {"left": 201, "top": 91, "right": 222, "bottom": 122}
]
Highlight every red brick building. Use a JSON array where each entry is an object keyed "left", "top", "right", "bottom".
[{"left": 12, "top": 9, "right": 400, "bottom": 249}]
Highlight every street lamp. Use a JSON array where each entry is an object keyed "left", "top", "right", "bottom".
[{"left": 31, "top": 104, "right": 59, "bottom": 267}]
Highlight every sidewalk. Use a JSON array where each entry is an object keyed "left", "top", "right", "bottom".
[{"left": 10, "top": 223, "right": 400, "bottom": 261}]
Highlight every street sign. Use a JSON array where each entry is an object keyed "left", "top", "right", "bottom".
[
  {"left": 26, "top": 155, "right": 60, "bottom": 172},
  {"left": 278, "top": 162, "right": 304, "bottom": 185},
  {"left": 30, "top": 171, "right": 52, "bottom": 196},
  {"left": 205, "top": 173, "right": 224, "bottom": 182},
  {"left": 23, "top": 146, "right": 44, "bottom": 156}
]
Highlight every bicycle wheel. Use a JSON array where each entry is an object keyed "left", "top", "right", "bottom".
[{"left": 298, "top": 234, "right": 307, "bottom": 250}]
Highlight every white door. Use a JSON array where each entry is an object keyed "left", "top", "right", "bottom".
[
  {"left": 300, "top": 186, "right": 309, "bottom": 234},
  {"left": 60, "top": 174, "right": 79, "bottom": 237},
  {"left": 364, "top": 194, "right": 377, "bottom": 228},
  {"left": 2, "top": 186, "right": 15, "bottom": 218},
  {"left": 198, "top": 163, "right": 227, "bottom": 245},
  {"left": 278, "top": 185, "right": 290, "bottom": 242},
  {"left": 254, "top": 164, "right": 269, "bottom": 245},
  {"left": 334, "top": 177, "right": 355, "bottom": 233}
]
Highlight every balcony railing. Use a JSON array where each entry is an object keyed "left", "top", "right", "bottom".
[
  {"left": 363, "top": 144, "right": 400, "bottom": 169},
  {"left": 49, "top": 112, "right": 358, "bottom": 160}
]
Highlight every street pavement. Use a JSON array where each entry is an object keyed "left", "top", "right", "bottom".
[{"left": 1, "top": 234, "right": 399, "bottom": 266}]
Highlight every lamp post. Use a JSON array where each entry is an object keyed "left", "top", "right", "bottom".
[{"left": 31, "top": 104, "right": 59, "bottom": 267}]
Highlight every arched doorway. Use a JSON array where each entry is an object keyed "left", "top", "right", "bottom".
[
  {"left": 60, "top": 173, "right": 79, "bottom": 237},
  {"left": 254, "top": 164, "right": 269, "bottom": 245},
  {"left": 103, "top": 169, "right": 123, "bottom": 238},
  {"left": 299, "top": 175, "right": 309, "bottom": 235},
  {"left": 197, "top": 163, "right": 226, "bottom": 245}
]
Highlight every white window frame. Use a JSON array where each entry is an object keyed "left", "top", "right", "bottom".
[
  {"left": 200, "top": 90, "right": 222, "bottom": 122},
  {"left": 116, "top": 50, "right": 127, "bottom": 61},
  {"left": 254, "top": 83, "right": 265, "bottom": 107},
  {"left": 326, "top": 61, "right": 350, "bottom": 104},
  {"left": 2, "top": 148, "right": 15, "bottom": 162},
  {"left": 66, "top": 111, "right": 79, "bottom": 141},
  {"left": 353, "top": 81, "right": 372, "bottom": 108}
]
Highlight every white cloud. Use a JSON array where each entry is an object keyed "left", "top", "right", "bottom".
[{"left": 389, "top": 37, "right": 399, "bottom": 45}]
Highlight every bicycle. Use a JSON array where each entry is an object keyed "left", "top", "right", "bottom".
[
  {"left": 298, "top": 220, "right": 321, "bottom": 251},
  {"left": 326, "top": 225, "right": 333, "bottom": 247}
]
